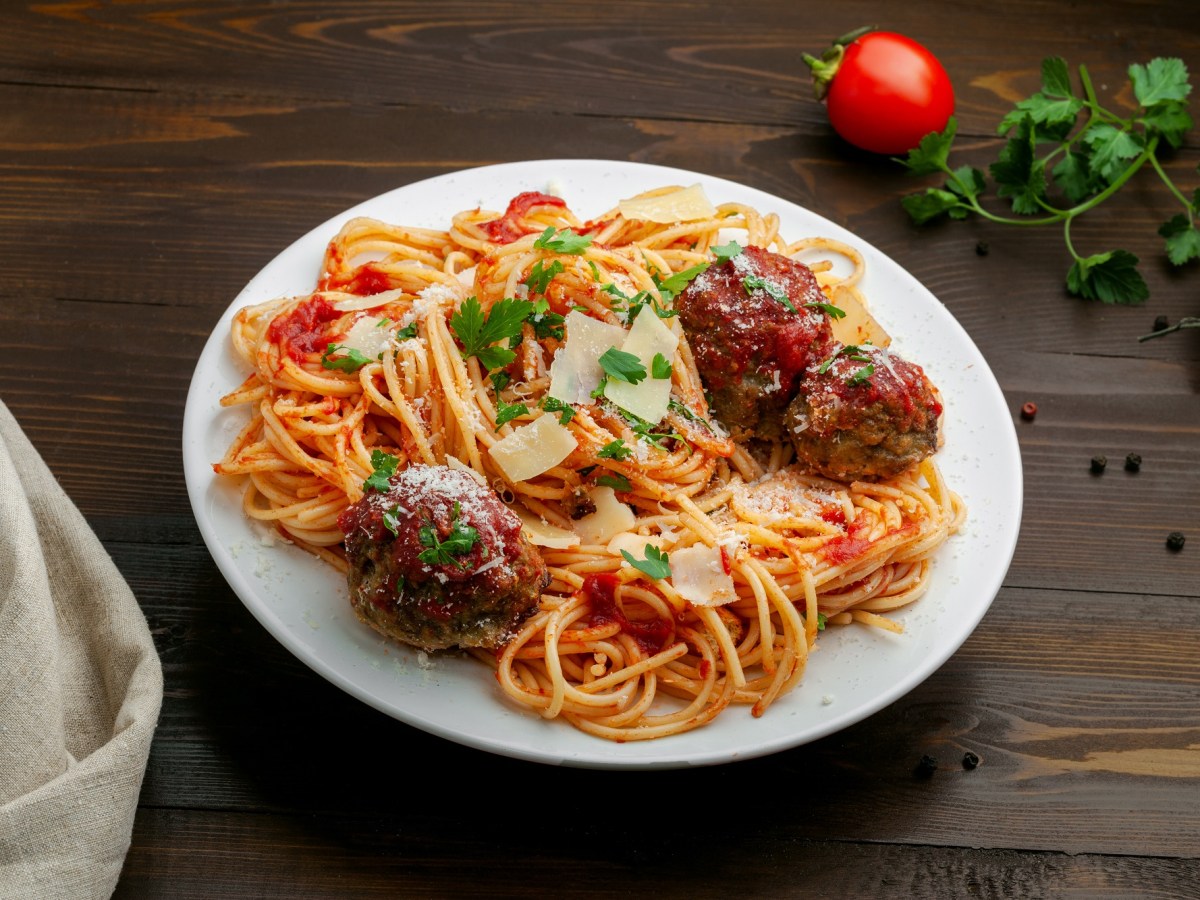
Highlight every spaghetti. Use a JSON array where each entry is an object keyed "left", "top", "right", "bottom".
[{"left": 214, "top": 186, "right": 965, "bottom": 741}]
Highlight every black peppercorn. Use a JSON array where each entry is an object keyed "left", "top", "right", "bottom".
[
  {"left": 975, "top": 240, "right": 989, "bottom": 256},
  {"left": 1124, "top": 453, "right": 1141, "bottom": 472},
  {"left": 1167, "top": 532, "right": 1185, "bottom": 552},
  {"left": 962, "top": 751, "right": 980, "bottom": 770},
  {"left": 1090, "top": 455, "right": 1107, "bottom": 474},
  {"left": 1153, "top": 315, "right": 1170, "bottom": 332},
  {"left": 914, "top": 754, "right": 938, "bottom": 777}
]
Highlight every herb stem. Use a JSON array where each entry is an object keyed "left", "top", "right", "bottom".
[
  {"left": 1147, "top": 152, "right": 1195, "bottom": 219},
  {"left": 1138, "top": 317, "right": 1200, "bottom": 341}
]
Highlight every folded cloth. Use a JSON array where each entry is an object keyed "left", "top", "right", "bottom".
[{"left": 0, "top": 400, "right": 163, "bottom": 899}]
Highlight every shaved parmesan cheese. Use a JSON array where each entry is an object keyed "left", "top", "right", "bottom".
[
  {"left": 337, "top": 314, "right": 395, "bottom": 360},
  {"left": 670, "top": 545, "right": 737, "bottom": 608},
  {"left": 828, "top": 285, "right": 891, "bottom": 348},
  {"left": 489, "top": 414, "right": 578, "bottom": 483},
  {"left": 573, "top": 487, "right": 636, "bottom": 546},
  {"left": 511, "top": 506, "right": 580, "bottom": 549},
  {"left": 618, "top": 184, "right": 717, "bottom": 224},
  {"left": 547, "top": 311, "right": 628, "bottom": 404},
  {"left": 454, "top": 265, "right": 478, "bottom": 291},
  {"left": 332, "top": 289, "right": 406, "bottom": 312},
  {"left": 603, "top": 308, "right": 679, "bottom": 424},
  {"left": 606, "top": 531, "right": 665, "bottom": 558}
]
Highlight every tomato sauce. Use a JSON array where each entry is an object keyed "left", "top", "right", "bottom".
[
  {"left": 318, "top": 262, "right": 395, "bottom": 295},
  {"left": 582, "top": 573, "right": 673, "bottom": 655},
  {"left": 481, "top": 191, "right": 567, "bottom": 244},
  {"left": 267, "top": 296, "right": 342, "bottom": 361}
]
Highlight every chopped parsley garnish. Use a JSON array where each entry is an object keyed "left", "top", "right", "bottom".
[
  {"left": 598, "top": 346, "right": 647, "bottom": 385},
  {"left": 533, "top": 226, "right": 593, "bottom": 254},
  {"left": 711, "top": 239, "right": 743, "bottom": 263},
  {"left": 743, "top": 275, "right": 797, "bottom": 312},
  {"left": 621, "top": 544, "right": 672, "bottom": 580},
  {"left": 601, "top": 283, "right": 676, "bottom": 323},
  {"left": 524, "top": 259, "right": 564, "bottom": 296},
  {"left": 363, "top": 449, "right": 400, "bottom": 492},
  {"left": 587, "top": 260, "right": 601, "bottom": 281},
  {"left": 494, "top": 399, "right": 529, "bottom": 429},
  {"left": 805, "top": 301, "right": 847, "bottom": 319},
  {"left": 382, "top": 504, "right": 403, "bottom": 536},
  {"left": 597, "top": 472, "right": 632, "bottom": 492},
  {"left": 668, "top": 399, "right": 712, "bottom": 432},
  {"left": 530, "top": 297, "right": 565, "bottom": 340},
  {"left": 816, "top": 344, "right": 873, "bottom": 375},
  {"left": 449, "top": 296, "right": 535, "bottom": 371},
  {"left": 817, "top": 612, "right": 828, "bottom": 631},
  {"left": 653, "top": 262, "right": 709, "bottom": 301},
  {"left": 651, "top": 352, "right": 673, "bottom": 380},
  {"left": 395, "top": 322, "right": 418, "bottom": 340},
  {"left": 541, "top": 396, "right": 575, "bottom": 425},
  {"left": 847, "top": 363, "right": 876, "bottom": 386},
  {"left": 624, "top": 412, "right": 688, "bottom": 454},
  {"left": 489, "top": 371, "right": 511, "bottom": 393},
  {"left": 320, "top": 344, "right": 373, "bottom": 373},
  {"left": 597, "top": 438, "right": 633, "bottom": 461},
  {"left": 417, "top": 502, "right": 479, "bottom": 569},
  {"left": 375, "top": 317, "right": 391, "bottom": 328}
]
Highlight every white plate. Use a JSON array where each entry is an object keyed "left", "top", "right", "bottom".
[{"left": 182, "top": 159, "right": 1022, "bottom": 769}]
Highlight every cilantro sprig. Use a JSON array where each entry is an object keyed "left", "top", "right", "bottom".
[
  {"left": 898, "top": 56, "right": 1199, "bottom": 308},
  {"left": 449, "top": 296, "right": 535, "bottom": 371},
  {"left": 621, "top": 544, "right": 672, "bottom": 580}
]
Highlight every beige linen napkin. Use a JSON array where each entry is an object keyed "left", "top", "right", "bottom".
[{"left": 0, "top": 400, "right": 163, "bottom": 899}]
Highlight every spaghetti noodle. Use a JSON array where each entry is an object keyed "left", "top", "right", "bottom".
[{"left": 214, "top": 186, "right": 965, "bottom": 741}]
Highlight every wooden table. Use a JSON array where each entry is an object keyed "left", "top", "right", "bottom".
[{"left": 4, "top": 2, "right": 1198, "bottom": 896}]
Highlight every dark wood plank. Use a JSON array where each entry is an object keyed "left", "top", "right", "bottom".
[{"left": 113, "top": 807, "right": 1199, "bottom": 899}]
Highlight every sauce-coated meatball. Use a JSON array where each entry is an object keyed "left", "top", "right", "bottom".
[
  {"left": 337, "top": 464, "right": 549, "bottom": 651},
  {"left": 676, "top": 246, "right": 834, "bottom": 439},
  {"left": 785, "top": 344, "right": 941, "bottom": 481}
]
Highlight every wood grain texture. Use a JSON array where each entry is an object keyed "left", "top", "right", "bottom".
[{"left": 3, "top": 0, "right": 1199, "bottom": 896}]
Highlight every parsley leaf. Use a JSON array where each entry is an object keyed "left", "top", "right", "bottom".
[
  {"left": 1081, "top": 123, "right": 1145, "bottom": 184},
  {"left": 895, "top": 116, "right": 957, "bottom": 176},
  {"left": 1129, "top": 57, "right": 1191, "bottom": 107},
  {"left": 901, "top": 188, "right": 964, "bottom": 225},
  {"left": 1051, "top": 151, "right": 1094, "bottom": 204},
  {"left": 449, "top": 296, "right": 535, "bottom": 371},
  {"left": 847, "top": 363, "right": 875, "bottom": 386},
  {"left": 651, "top": 352, "right": 672, "bottom": 379},
  {"left": 621, "top": 544, "right": 671, "bottom": 581},
  {"left": 743, "top": 274, "right": 797, "bottom": 312},
  {"left": 597, "top": 473, "right": 632, "bottom": 492},
  {"left": 524, "top": 259, "right": 564, "bottom": 296},
  {"left": 417, "top": 504, "right": 479, "bottom": 569},
  {"left": 540, "top": 396, "right": 575, "bottom": 425},
  {"left": 395, "top": 322, "right": 418, "bottom": 340},
  {"left": 1066, "top": 250, "right": 1150, "bottom": 304},
  {"left": 653, "top": 262, "right": 709, "bottom": 301},
  {"left": 667, "top": 399, "right": 712, "bottom": 432},
  {"left": 529, "top": 297, "right": 565, "bottom": 340},
  {"left": 804, "top": 301, "right": 847, "bottom": 319},
  {"left": 490, "top": 371, "right": 511, "bottom": 393},
  {"left": 990, "top": 116, "right": 1047, "bottom": 214},
  {"left": 533, "top": 226, "right": 593, "bottom": 254},
  {"left": 321, "top": 344, "right": 372, "bottom": 373},
  {"left": 711, "top": 240, "right": 743, "bottom": 263},
  {"left": 1159, "top": 214, "right": 1200, "bottom": 266},
  {"left": 598, "top": 346, "right": 647, "bottom": 385},
  {"left": 363, "top": 449, "right": 400, "bottom": 492},
  {"left": 817, "top": 612, "right": 827, "bottom": 631},
  {"left": 382, "top": 505, "right": 403, "bottom": 537},
  {"left": 494, "top": 399, "right": 529, "bottom": 429},
  {"left": 597, "top": 438, "right": 633, "bottom": 461}
]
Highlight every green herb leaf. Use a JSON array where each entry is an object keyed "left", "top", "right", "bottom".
[
  {"left": 1129, "top": 57, "right": 1191, "bottom": 108},
  {"left": 1066, "top": 249, "right": 1150, "bottom": 304},
  {"left": 494, "top": 400, "right": 529, "bottom": 429},
  {"left": 667, "top": 399, "right": 712, "bottom": 432},
  {"left": 395, "top": 322, "right": 418, "bottom": 340},
  {"left": 653, "top": 262, "right": 710, "bottom": 301},
  {"left": 541, "top": 396, "right": 575, "bottom": 425},
  {"left": 1051, "top": 151, "right": 1094, "bottom": 204},
  {"left": 847, "top": 363, "right": 875, "bottom": 386},
  {"left": 490, "top": 371, "right": 511, "bottom": 393},
  {"left": 743, "top": 274, "right": 797, "bottom": 312},
  {"left": 651, "top": 352, "right": 673, "bottom": 379},
  {"left": 711, "top": 240, "right": 743, "bottom": 264},
  {"left": 320, "top": 344, "right": 372, "bottom": 373},
  {"left": 1081, "top": 123, "right": 1145, "bottom": 184},
  {"left": 901, "top": 188, "right": 965, "bottom": 225},
  {"left": 1142, "top": 100, "right": 1194, "bottom": 149},
  {"left": 598, "top": 346, "right": 648, "bottom": 385},
  {"left": 621, "top": 544, "right": 671, "bottom": 580},
  {"left": 1158, "top": 215, "right": 1200, "bottom": 266},
  {"left": 417, "top": 505, "right": 480, "bottom": 569},
  {"left": 817, "top": 612, "right": 827, "bottom": 631},
  {"left": 895, "top": 117, "right": 957, "bottom": 176},
  {"left": 524, "top": 259, "right": 565, "bottom": 296},
  {"left": 805, "top": 301, "right": 847, "bottom": 319},
  {"left": 1041, "top": 56, "right": 1074, "bottom": 98},
  {"left": 529, "top": 297, "right": 566, "bottom": 340},
  {"left": 533, "top": 226, "right": 593, "bottom": 254},
  {"left": 449, "top": 296, "right": 535, "bottom": 371},
  {"left": 597, "top": 438, "right": 633, "bottom": 461},
  {"left": 947, "top": 165, "right": 987, "bottom": 203},
  {"left": 990, "top": 117, "right": 1047, "bottom": 214},
  {"left": 363, "top": 449, "right": 401, "bottom": 493},
  {"left": 597, "top": 473, "right": 632, "bottom": 492},
  {"left": 382, "top": 505, "right": 403, "bottom": 536}
]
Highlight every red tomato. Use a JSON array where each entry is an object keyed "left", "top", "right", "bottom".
[{"left": 823, "top": 32, "right": 954, "bottom": 154}]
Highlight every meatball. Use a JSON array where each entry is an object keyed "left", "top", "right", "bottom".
[
  {"left": 676, "top": 245, "right": 835, "bottom": 440},
  {"left": 337, "top": 464, "right": 549, "bottom": 651},
  {"left": 785, "top": 344, "right": 942, "bottom": 481}
]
